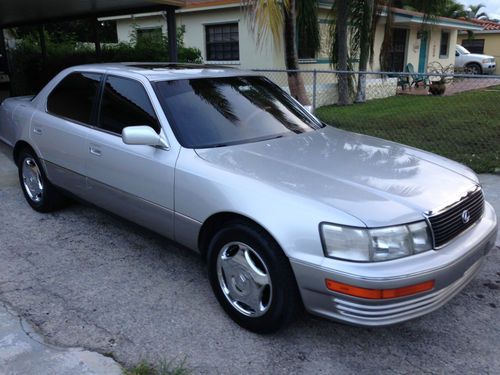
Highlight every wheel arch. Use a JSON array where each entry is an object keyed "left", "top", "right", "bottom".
[
  {"left": 13, "top": 140, "right": 37, "bottom": 165},
  {"left": 198, "top": 212, "right": 282, "bottom": 260}
]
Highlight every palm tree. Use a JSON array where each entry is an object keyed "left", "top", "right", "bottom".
[
  {"left": 467, "top": 3, "right": 489, "bottom": 19},
  {"left": 438, "top": 0, "right": 467, "bottom": 18},
  {"left": 244, "top": 0, "right": 320, "bottom": 105},
  {"left": 330, "top": 0, "right": 350, "bottom": 105},
  {"left": 354, "top": 0, "right": 376, "bottom": 103}
]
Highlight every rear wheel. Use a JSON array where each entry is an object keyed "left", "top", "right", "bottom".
[
  {"left": 17, "top": 149, "right": 66, "bottom": 212},
  {"left": 207, "top": 221, "right": 301, "bottom": 333}
]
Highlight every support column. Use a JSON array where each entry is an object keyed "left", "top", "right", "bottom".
[
  {"left": 38, "top": 25, "right": 47, "bottom": 70},
  {"left": 92, "top": 18, "right": 101, "bottom": 61},
  {"left": 166, "top": 7, "right": 178, "bottom": 62},
  {"left": 0, "top": 28, "right": 12, "bottom": 96}
]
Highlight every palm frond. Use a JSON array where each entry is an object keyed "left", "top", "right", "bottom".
[{"left": 242, "top": 0, "right": 290, "bottom": 48}]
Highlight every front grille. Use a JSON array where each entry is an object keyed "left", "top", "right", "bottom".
[{"left": 428, "top": 188, "right": 484, "bottom": 247}]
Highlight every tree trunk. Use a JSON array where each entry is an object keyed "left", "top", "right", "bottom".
[
  {"left": 283, "top": 0, "right": 310, "bottom": 105},
  {"left": 355, "top": 0, "right": 374, "bottom": 103},
  {"left": 336, "top": 0, "right": 350, "bottom": 105}
]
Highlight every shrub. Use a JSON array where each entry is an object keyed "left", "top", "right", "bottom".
[{"left": 8, "top": 26, "right": 202, "bottom": 95}]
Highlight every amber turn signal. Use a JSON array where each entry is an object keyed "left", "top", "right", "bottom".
[{"left": 325, "top": 279, "right": 435, "bottom": 299}]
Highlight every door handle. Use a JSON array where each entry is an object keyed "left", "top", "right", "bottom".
[
  {"left": 33, "top": 127, "right": 42, "bottom": 135},
  {"left": 89, "top": 146, "right": 102, "bottom": 156}
]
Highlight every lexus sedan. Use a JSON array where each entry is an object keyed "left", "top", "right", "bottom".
[{"left": 0, "top": 63, "right": 497, "bottom": 333}]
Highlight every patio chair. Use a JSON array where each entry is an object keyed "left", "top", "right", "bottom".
[
  {"left": 406, "top": 63, "right": 429, "bottom": 88},
  {"left": 397, "top": 74, "right": 410, "bottom": 90}
]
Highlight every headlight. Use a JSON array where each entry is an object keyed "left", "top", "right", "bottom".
[
  {"left": 320, "top": 221, "right": 432, "bottom": 262},
  {"left": 482, "top": 58, "right": 494, "bottom": 63}
]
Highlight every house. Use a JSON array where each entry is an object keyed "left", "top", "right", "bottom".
[
  {"left": 101, "top": 1, "right": 480, "bottom": 73},
  {"left": 457, "top": 19, "right": 500, "bottom": 74}
]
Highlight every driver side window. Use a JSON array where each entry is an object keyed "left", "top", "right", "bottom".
[{"left": 98, "top": 76, "right": 161, "bottom": 135}]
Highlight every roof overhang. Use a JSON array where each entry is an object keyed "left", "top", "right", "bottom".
[
  {"left": 0, "top": 0, "right": 185, "bottom": 28},
  {"left": 459, "top": 29, "right": 500, "bottom": 34},
  {"left": 380, "top": 7, "right": 483, "bottom": 31}
]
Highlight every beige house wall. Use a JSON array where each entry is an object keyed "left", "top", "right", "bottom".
[
  {"left": 116, "top": 15, "right": 169, "bottom": 43},
  {"left": 114, "top": 7, "right": 461, "bottom": 74},
  {"left": 457, "top": 33, "right": 500, "bottom": 74},
  {"left": 370, "top": 23, "right": 458, "bottom": 72}
]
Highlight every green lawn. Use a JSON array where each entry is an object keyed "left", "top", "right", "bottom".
[{"left": 315, "top": 86, "right": 500, "bottom": 173}]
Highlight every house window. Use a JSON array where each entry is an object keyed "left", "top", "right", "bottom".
[
  {"left": 298, "top": 31, "right": 315, "bottom": 60},
  {"left": 137, "top": 27, "right": 162, "bottom": 43},
  {"left": 439, "top": 31, "right": 450, "bottom": 58},
  {"left": 205, "top": 23, "right": 239, "bottom": 61},
  {"left": 461, "top": 39, "right": 485, "bottom": 54}
]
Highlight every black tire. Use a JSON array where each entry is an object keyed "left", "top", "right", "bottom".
[
  {"left": 465, "top": 63, "right": 482, "bottom": 75},
  {"left": 207, "top": 220, "right": 301, "bottom": 333},
  {"left": 17, "top": 149, "right": 66, "bottom": 212}
]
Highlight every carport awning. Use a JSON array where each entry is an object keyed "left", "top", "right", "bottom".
[{"left": 0, "top": 0, "right": 185, "bottom": 28}]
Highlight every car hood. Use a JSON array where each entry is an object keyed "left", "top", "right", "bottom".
[
  {"left": 466, "top": 53, "right": 495, "bottom": 60},
  {"left": 195, "top": 127, "right": 479, "bottom": 227}
]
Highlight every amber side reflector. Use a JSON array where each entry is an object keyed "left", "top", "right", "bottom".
[{"left": 325, "top": 279, "right": 435, "bottom": 300}]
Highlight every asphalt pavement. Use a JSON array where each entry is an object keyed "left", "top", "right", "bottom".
[{"left": 0, "top": 140, "right": 499, "bottom": 374}]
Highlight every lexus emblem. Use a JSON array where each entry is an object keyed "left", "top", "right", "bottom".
[{"left": 461, "top": 209, "right": 471, "bottom": 224}]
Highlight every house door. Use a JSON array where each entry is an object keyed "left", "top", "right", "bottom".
[
  {"left": 389, "top": 28, "right": 408, "bottom": 72},
  {"left": 418, "top": 32, "right": 429, "bottom": 73}
]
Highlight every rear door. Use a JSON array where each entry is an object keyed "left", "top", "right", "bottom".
[
  {"left": 31, "top": 72, "right": 102, "bottom": 197},
  {"left": 84, "top": 74, "right": 178, "bottom": 238}
]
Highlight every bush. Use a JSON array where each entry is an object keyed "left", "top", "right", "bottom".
[{"left": 8, "top": 26, "right": 202, "bottom": 95}]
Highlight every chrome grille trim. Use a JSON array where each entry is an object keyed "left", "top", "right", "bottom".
[{"left": 427, "top": 188, "right": 484, "bottom": 248}]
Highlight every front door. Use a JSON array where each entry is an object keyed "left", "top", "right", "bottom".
[
  {"left": 389, "top": 28, "right": 408, "bottom": 72},
  {"left": 418, "top": 32, "right": 429, "bottom": 73},
  {"left": 85, "top": 74, "right": 178, "bottom": 238}
]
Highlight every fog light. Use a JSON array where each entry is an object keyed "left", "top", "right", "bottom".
[{"left": 325, "top": 279, "right": 435, "bottom": 299}]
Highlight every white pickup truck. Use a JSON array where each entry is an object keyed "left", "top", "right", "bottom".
[{"left": 455, "top": 45, "right": 496, "bottom": 74}]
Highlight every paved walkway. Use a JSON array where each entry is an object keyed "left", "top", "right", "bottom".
[
  {"left": 0, "top": 302, "right": 122, "bottom": 375},
  {"left": 397, "top": 77, "right": 500, "bottom": 96}
]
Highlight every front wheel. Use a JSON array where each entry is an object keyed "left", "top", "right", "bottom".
[
  {"left": 17, "top": 149, "right": 67, "bottom": 212},
  {"left": 207, "top": 221, "right": 301, "bottom": 333},
  {"left": 465, "top": 63, "right": 482, "bottom": 75}
]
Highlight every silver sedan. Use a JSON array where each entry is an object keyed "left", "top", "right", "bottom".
[{"left": 0, "top": 63, "right": 497, "bottom": 333}]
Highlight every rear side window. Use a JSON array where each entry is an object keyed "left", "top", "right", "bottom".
[
  {"left": 47, "top": 72, "right": 102, "bottom": 124},
  {"left": 98, "top": 76, "right": 161, "bottom": 134}
]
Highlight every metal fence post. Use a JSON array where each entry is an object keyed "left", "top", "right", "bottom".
[{"left": 312, "top": 69, "right": 317, "bottom": 113}]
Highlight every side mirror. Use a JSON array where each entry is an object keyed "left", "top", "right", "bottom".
[{"left": 122, "top": 126, "right": 169, "bottom": 149}]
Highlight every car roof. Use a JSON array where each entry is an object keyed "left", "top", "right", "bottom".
[{"left": 67, "top": 62, "right": 258, "bottom": 81}]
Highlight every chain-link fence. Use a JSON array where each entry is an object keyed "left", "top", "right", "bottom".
[{"left": 253, "top": 69, "right": 500, "bottom": 173}]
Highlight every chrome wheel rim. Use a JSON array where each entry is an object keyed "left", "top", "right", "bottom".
[
  {"left": 217, "top": 241, "right": 272, "bottom": 317},
  {"left": 22, "top": 157, "right": 44, "bottom": 203}
]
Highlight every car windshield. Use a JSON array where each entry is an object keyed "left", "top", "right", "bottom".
[
  {"left": 456, "top": 45, "right": 470, "bottom": 55},
  {"left": 153, "top": 76, "right": 324, "bottom": 148}
]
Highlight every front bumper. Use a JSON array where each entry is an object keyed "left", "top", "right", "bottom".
[
  {"left": 482, "top": 63, "right": 496, "bottom": 74},
  {"left": 291, "top": 202, "right": 498, "bottom": 326}
]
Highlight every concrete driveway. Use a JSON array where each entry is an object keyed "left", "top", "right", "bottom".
[{"left": 0, "top": 141, "right": 499, "bottom": 374}]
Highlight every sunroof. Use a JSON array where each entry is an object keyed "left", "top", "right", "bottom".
[{"left": 125, "top": 63, "right": 233, "bottom": 70}]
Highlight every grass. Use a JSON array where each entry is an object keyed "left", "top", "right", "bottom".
[
  {"left": 315, "top": 85, "right": 500, "bottom": 173},
  {"left": 125, "top": 358, "right": 191, "bottom": 375}
]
